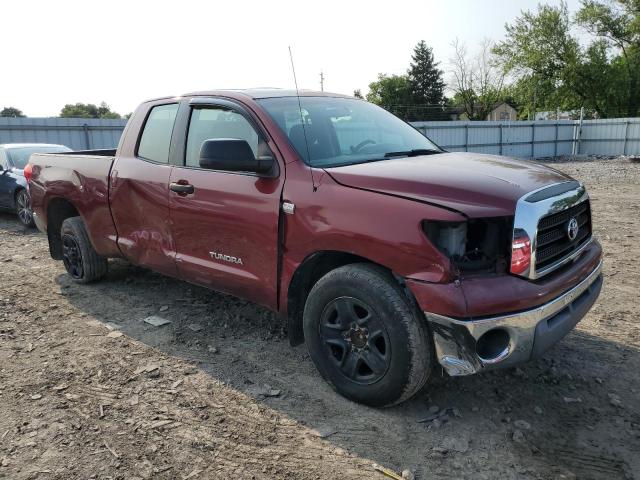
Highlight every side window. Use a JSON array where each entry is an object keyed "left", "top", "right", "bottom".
[
  {"left": 185, "top": 108, "right": 259, "bottom": 167},
  {"left": 137, "top": 103, "right": 178, "bottom": 163}
]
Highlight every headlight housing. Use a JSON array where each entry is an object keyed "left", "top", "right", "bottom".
[{"left": 423, "top": 217, "right": 512, "bottom": 274}]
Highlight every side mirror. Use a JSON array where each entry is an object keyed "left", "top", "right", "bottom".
[{"left": 199, "top": 139, "right": 275, "bottom": 176}]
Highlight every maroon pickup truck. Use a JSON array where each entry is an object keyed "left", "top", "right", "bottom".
[{"left": 26, "top": 90, "right": 603, "bottom": 407}]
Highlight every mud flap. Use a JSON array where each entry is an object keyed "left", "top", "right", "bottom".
[{"left": 287, "top": 313, "right": 305, "bottom": 346}]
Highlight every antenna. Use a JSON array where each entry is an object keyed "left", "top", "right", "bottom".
[
  {"left": 288, "top": 46, "right": 316, "bottom": 190},
  {"left": 320, "top": 70, "right": 324, "bottom": 92}
]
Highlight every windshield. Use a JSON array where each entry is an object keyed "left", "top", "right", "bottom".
[
  {"left": 257, "top": 97, "right": 441, "bottom": 167},
  {"left": 6, "top": 145, "right": 71, "bottom": 169}
]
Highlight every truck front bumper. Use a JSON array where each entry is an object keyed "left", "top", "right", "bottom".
[{"left": 424, "top": 260, "right": 603, "bottom": 376}]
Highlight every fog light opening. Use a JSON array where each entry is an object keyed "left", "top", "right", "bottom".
[{"left": 476, "top": 328, "right": 511, "bottom": 364}]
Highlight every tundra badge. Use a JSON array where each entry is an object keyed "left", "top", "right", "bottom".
[{"left": 209, "top": 251, "right": 244, "bottom": 265}]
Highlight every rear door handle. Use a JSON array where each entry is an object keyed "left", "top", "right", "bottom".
[{"left": 169, "top": 182, "right": 194, "bottom": 194}]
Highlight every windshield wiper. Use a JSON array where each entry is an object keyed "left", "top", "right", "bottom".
[{"left": 383, "top": 148, "right": 441, "bottom": 158}]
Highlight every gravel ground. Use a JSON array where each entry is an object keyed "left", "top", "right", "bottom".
[{"left": 0, "top": 158, "right": 639, "bottom": 480}]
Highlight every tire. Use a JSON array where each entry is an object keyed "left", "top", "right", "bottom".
[
  {"left": 15, "top": 189, "right": 35, "bottom": 228},
  {"left": 303, "top": 263, "right": 433, "bottom": 407},
  {"left": 60, "top": 217, "right": 108, "bottom": 283}
]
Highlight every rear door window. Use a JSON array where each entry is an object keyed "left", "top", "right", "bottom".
[{"left": 137, "top": 104, "right": 179, "bottom": 163}]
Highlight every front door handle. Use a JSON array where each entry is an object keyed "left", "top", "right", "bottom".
[{"left": 169, "top": 182, "right": 194, "bottom": 194}]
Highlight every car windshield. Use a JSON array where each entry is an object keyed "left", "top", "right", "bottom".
[
  {"left": 6, "top": 145, "right": 71, "bottom": 169},
  {"left": 257, "top": 96, "right": 441, "bottom": 167}
]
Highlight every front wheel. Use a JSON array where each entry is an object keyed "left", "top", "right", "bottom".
[
  {"left": 303, "top": 264, "right": 433, "bottom": 407},
  {"left": 61, "top": 217, "right": 108, "bottom": 283},
  {"left": 15, "top": 189, "right": 35, "bottom": 228}
]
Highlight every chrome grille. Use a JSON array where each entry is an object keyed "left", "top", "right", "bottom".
[{"left": 535, "top": 200, "right": 592, "bottom": 270}]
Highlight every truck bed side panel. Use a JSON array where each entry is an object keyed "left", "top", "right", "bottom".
[{"left": 29, "top": 153, "right": 121, "bottom": 257}]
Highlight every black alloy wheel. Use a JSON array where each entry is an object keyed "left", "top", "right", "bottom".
[
  {"left": 62, "top": 233, "right": 84, "bottom": 279},
  {"left": 303, "top": 263, "right": 434, "bottom": 407},
  {"left": 59, "top": 217, "right": 107, "bottom": 283},
  {"left": 319, "top": 296, "right": 391, "bottom": 385}
]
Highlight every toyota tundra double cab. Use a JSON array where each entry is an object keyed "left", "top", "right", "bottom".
[{"left": 26, "top": 90, "right": 603, "bottom": 407}]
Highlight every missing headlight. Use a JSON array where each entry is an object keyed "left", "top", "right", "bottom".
[{"left": 423, "top": 217, "right": 513, "bottom": 274}]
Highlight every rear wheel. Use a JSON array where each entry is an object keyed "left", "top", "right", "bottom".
[
  {"left": 61, "top": 217, "right": 107, "bottom": 283},
  {"left": 303, "top": 263, "right": 433, "bottom": 407},
  {"left": 15, "top": 189, "right": 34, "bottom": 228}
]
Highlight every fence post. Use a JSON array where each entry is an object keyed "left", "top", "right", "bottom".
[
  {"left": 82, "top": 123, "right": 91, "bottom": 150},
  {"left": 623, "top": 119, "right": 630, "bottom": 155},
  {"left": 531, "top": 122, "right": 536, "bottom": 158},
  {"left": 465, "top": 124, "right": 469, "bottom": 152},
  {"left": 575, "top": 107, "right": 584, "bottom": 155},
  {"left": 499, "top": 123, "right": 503, "bottom": 155},
  {"left": 554, "top": 121, "right": 559, "bottom": 157}
]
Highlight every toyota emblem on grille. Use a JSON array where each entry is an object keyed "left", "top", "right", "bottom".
[{"left": 567, "top": 217, "right": 579, "bottom": 241}]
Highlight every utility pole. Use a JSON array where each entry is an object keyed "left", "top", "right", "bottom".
[{"left": 319, "top": 71, "right": 324, "bottom": 92}]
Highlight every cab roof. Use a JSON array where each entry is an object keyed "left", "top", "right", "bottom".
[
  {"left": 185, "top": 88, "right": 353, "bottom": 99},
  {"left": 142, "top": 89, "right": 354, "bottom": 104}
]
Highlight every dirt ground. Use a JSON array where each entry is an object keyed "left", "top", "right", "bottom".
[{"left": 0, "top": 157, "right": 639, "bottom": 480}]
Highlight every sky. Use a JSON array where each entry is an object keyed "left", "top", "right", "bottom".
[{"left": 2, "top": 0, "right": 583, "bottom": 117}]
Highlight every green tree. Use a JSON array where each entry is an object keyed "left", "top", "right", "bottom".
[
  {"left": 493, "top": 2, "right": 583, "bottom": 117},
  {"left": 493, "top": 1, "right": 640, "bottom": 118},
  {"left": 408, "top": 41, "right": 446, "bottom": 105},
  {"left": 0, "top": 107, "right": 25, "bottom": 118},
  {"left": 366, "top": 74, "right": 413, "bottom": 118},
  {"left": 576, "top": 0, "right": 640, "bottom": 116},
  {"left": 574, "top": 40, "right": 629, "bottom": 117},
  {"left": 60, "top": 102, "right": 121, "bottom": 119},
  {"left": 407, "top": 41, "right": 446, "bottom": 119},
  {"left": 353, "top": 89, "right": 363, "bottom": 99}
]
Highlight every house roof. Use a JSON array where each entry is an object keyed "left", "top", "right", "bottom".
[{"left": 491, "top": 101, "right": 517, "bottom": 110}]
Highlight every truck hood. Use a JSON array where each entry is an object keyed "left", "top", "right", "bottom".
[{"left": 324, "top": 152, "right": 573, "bottom": 217}]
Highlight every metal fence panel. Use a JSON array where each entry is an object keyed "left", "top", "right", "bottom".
[
  {"left": 1, "top": 116, "right": 639, "bottom": 158},
  {"left": 579, "top": 118, "right": 632, "bottom": 156},
  {"left": 557, "top": 122, "right": 576, "bottom": 156},
  {"left": 412, "top": 118, "right": 639, "bottom": 158},
  {"left": 417, "top": 122, "right": 468, "bottom": 152},
  {"left": 0, "top": 117, "right": 128, "bottom": 150},
  {"left": 625, "top": 120, "right": 640, "bottom": 155}
]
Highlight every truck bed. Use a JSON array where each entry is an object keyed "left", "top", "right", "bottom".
[
  {"left": 62, "top": 149, "right": 117, "bottom": 157},
  {"left": 28, "top": 151, "right": 121, "bottom": 258}
]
